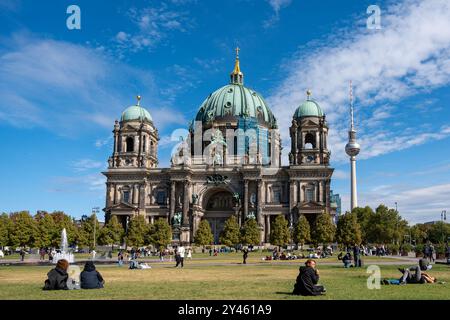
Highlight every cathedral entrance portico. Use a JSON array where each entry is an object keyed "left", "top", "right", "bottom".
[{"left": 202, "top": 188, "right": 236, "bottom": 244}]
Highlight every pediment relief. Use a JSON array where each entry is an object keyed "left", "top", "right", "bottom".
[
  {"left": 109, "top": 202, "right": 138, "bottom": 210},
  {"left": 298, "top": 201, "right": 323, "bottom": 209}
]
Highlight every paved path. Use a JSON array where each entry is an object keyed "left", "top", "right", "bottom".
[{"left": 3, "top": 255, "right": 445, "bottom": 268}]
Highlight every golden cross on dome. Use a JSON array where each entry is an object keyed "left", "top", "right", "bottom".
[{"left": 235, "top": 46, "right": 240, "bottom": 59}]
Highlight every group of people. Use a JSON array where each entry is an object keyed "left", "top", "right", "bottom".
[
  {"left": 338, "top": 245, "right": 364, "bottom": 268},
  {"left": 43, "top": 259, "right": 104, "bottom": 290}
]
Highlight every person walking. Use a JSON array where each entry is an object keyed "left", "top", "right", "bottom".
[
  {"left": 187, "top": 248, "right": 192, "bottom": 259},
  {"left": 243, "top": 248, "right": 249, "bottom": 264},
  {"left": 430, "top": 244, "right": 435, "bottom": 263},
  {"left": 19, "top": 249, "right": 26, "bottom": 262},
  {"left": 117, "top": 251, "right": 124, "bottom": 266},
  {"left": 176, "top": 245, "right": 186, "bottom": 268},
  {"left": 353, "top": 245, "right": 361, "bottom": 267}
]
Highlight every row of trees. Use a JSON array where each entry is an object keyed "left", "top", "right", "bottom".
[
  {"left": 1, "top": 205, "right": 448, "bottom": 250},
  {"left": 0, "top": 211, "right": 172, "bottom": 250}
]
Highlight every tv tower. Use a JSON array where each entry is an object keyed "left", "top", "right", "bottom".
[{"left": 345, "top": 81, "right": 360, "bottom": 210}]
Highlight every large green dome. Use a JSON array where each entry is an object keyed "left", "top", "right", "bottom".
[
  {"left": 121, "top": 104, "right": 152, "bottom": 122},
  {"left": 194, "top": 84, "right": 277, "bottom": 128},
  {"left": 294, "top": 99, "right": 324, "bottom": 118}
]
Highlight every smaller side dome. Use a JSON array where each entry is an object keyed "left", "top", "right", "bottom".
[
  {"left": 293, "top": 90, "right": 324, "bottom": 118},
  {"left": 121, "top": 96, "right": 153, "bottom": 122}
]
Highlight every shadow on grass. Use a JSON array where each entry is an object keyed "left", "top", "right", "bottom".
[{"left": 275, "top": 291, "right": 294, "bottom": 295}]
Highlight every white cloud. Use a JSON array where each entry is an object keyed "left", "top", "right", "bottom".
[
  {"left": 115, "top": 3, "right": 194, "bottom": 52},
  {"left": 358, "top": 183, "right": 450, "bottom": 224},
  {"left": 49, "top": 174, "right": 106, "bottom": 193},
  {"left": 0, "top": 33, "right": 186, "bottom": 135},
  {"left": 267, "top": 0, "right": 450, "bottom": 164},
  {"left": 332, "top": 169, "right": 348, "bottom": 180},
  {"left": 71, "top": 159, "right": 104, "bottom": 172},
  {"left": 264, "top": 0, "right": 292, "bottom": 28}
]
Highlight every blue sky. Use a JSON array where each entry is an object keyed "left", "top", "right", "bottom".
[{"left": 0, "top": 0, "right": 449, "bottom": 223}]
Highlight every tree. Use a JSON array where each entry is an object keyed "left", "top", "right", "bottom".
[
  {"left": 240, "top": 218, "right": 260, "bottom": 246},
  {"left": 427, "top": 221, "right": 450, "bottom": 243},
  {"left": 9, "top": 211, "right": 37, "bottom": 247},
  {"left": 147, "top": 218, "right": 172, "bottom": 251},
  {"left": 352, "top": 206, "right": 374, "bottom": 243},
  {"left": 50, "top": 211, "right": 78, "bottom": 247},
  {"left": 219, "top": 215, "right": 240, "bottom": 249},
  {"left": 270, "top": 215, "right": 290, "bottom": 249},
  {"left": 366, "top": 205, "right": 408, "bottom": 244},
  {"left": 98, "top": 215, "right": 124, "bottom": 250},
  {"left": 34, "top": 212, "right": 56, "bottom": 248},
  {"left": 194, "top": 219, "right": 214, "bottom": 248},
  {"left": 294, "top": 215, "right": 311, "bottom": 248},
  {"left": 410, "top": 223, "right": 430, "bottom": 244},
  {"left": 335, "top": 212, "right": 362, "bottom": 248},
  {"left": 77, "top": 214, "right": 101, "bottom": 249},
  {"left": 125, "top": 215, "right": 148, "bottom": 247},
  {"left": 0, "top": 213, "right": 12, "bottom": 247},
  {"left": 311, "top": 212, "right": 336, "bottom": 245}
]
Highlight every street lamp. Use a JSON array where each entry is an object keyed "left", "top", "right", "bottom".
[
  {"left": 92, "top": 207, "right": 100, "bottom": 249},
  {"left": 441, "top": 210, "right": 447, "bottom": 243}
]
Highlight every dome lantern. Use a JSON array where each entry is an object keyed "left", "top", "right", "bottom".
[
  {"left": 293, "top": 90, "right": 324, "bottom": 118},
  {"left": 121, "top": 95, "right": 153, "bottom": 123},
  {"left": 230, "top": 47, "right": 244, "bottom": 85}
]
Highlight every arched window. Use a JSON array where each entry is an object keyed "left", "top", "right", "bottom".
[
  {"left": 142, "top": 136, "right": 146, "bottom": 153},
  {"left": 304, "top": 133, "right": 316, "bottom": 149},
  {"left": 126, "top": 137, "right": 134, "bottom": 152}
]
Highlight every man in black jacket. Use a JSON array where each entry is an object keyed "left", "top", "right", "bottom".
[{"left": 292, "top": 259, "right": 326, "bottom": 296}]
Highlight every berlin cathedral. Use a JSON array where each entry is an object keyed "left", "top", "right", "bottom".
[{"left": 103, "top": 49, "right": 337, "bottom": 245}]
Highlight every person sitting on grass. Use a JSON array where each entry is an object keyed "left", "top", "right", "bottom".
[
  {"left": 43, "top": 259, "right": 69, "bottom": 290},
  {"left": 340, "top": 252, "right": 353, "bottom": 268},
  {"left": 80, "top": 261, "right": 104, "bottom": 289},
  {"left": 292, "top": 259, "right": 326, "bottom": 296}
]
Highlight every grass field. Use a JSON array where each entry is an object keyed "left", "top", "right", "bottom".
[{"left": 0, "top": 260, "right": 449, "bottom": 300}]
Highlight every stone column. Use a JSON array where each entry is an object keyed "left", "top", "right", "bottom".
[
  {"left": 315, "top": 131, "right": 320, "bottom": 149},
  {"left": 244, "top": 180, "right": 249, "bottom": 218},
  {"left": 293, "top": 129, "right": 298, "bottom": 164},
  {"left": 170, "top": 181, "right": 176, "bottom": 220},
  {"left": 150, "top": 216, "right": 155, "bottom": 224},
  {"left": 257, "top": 180, "right": 263, "bottom": 226},
  {"left": 182, "top": 181, "right": 190, "bottom": 226},
  {"left": 319, "top": 181, "right": 324, "bottom": 203},
  {"left": 134, "top": 135, "right": 139, "bottom": 153},
  {"left": 299, "top": 182, "right": 304, "bottom": 203},
  {"left": 133, "top": 184, "right": 139, "bottom": 204},
  {"left": 265, "top": 214, "right": 271, "bottom": 243},
  {"left": 114, "top": 132, "right": 119, "bottom": 154},
  {"left": 148, "top": 183, "right": 153, "bottom": 205},
  {"left": 289, "top": 180, "right": 296, "bottom": 211},
  {"left": 139, "top": 183, "right": 146, "bottom": 209},
  {"left": 114, "top": 184, "right": 120, "bottom": 204}
]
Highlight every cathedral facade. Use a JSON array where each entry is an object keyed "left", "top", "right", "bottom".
[{"left": 103, "top": 50, "right": 336, "bottom": 245}]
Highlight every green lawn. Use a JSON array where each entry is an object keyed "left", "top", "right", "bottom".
[{"left": 0, "top": 262, "right": 448, "bottom": 300}]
